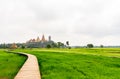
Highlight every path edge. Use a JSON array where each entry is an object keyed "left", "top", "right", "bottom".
[{"left": 6, "top": 51, "right": 41, "bottom": 79}]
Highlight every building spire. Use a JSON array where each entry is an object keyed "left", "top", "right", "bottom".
[
  {"left": 36, "top": 36, "right": 40, "bottom": 42},
  {"left": 41, "top": 34, "right": 46, "bottom": 42}
]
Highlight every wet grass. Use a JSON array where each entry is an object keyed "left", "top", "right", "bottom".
[
  {"left": 14, "top": 48, "right": 120, "bottom": 79},
  {"left": 0, "top": 49, "right": 27, "bottom": 79}
]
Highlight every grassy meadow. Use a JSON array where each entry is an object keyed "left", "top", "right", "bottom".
[
  {"left": 13, "top": 48, "right": 120, "bottom": 79},
  {"left": 0, "top": 49, "right": 27, "bottom": 79}
]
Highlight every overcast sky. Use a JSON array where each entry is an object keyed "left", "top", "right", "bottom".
[{"left": 0, "top": 0, "right": 120, "bottom": 46}]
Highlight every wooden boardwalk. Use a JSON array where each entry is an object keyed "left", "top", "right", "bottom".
[{"left": 14, "top": 53, "right": 41, "bottom": 79}]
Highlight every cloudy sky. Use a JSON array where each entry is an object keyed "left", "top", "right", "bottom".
[{"left": 0, "top": 0, "right": 120, "bottom": 46}]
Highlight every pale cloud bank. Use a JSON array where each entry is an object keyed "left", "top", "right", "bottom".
[{"left": 0, "top": 0, "right": 120, "bottom": 46}]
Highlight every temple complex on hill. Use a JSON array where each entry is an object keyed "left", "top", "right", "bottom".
[
  {"left": 26, "top": 35, "right": 54, "bottom": 48},
  {"left": 26, "top": 35, "right": 51, "bottom": 43},
  {"left": 0, "top": 35, "right": 66, "bottom": 48}
]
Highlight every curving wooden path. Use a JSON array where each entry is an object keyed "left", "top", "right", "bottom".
[{"left": 14, "top": 52, "right": 41, "bottom": 79}]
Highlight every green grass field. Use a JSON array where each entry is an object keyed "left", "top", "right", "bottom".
[
  {"left": 14, "top": 48, "right": 120, "bottom": 79},
  {"left": 0, "top": 49, "right": 27, "bottom": 79}
]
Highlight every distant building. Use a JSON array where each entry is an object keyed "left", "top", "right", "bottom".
[
  {"left": 26, "top": 35, "right": 54, "bottom": 48},
  {"left": 10, "top": 43, "right": 18, "bottom": 49}
]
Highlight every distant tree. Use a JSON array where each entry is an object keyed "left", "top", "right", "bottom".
[
  {"left": 87, "top": 44, "right": 94, "bottom": 48},
  {"left": 46, "top": 44, "right": 51, "bottom": 48},
  {"left": 57, "top": 42, "right": 64, "bottom": 48},
  {"left": 3, "top": 43, "right": 6, "bottom": 49},
  {"left": 21, "top": 45, "right": 25, "bottom": 49},
  {"left": 66, "top": 41, "right": 71, "bottom": 49},
  {"left": 66, "top": 41, "right": 69, "bottom": 46},
  {"left": 51, "top": 43, "right": 58, "bottom": 48},
  {"left": 100, "top": 45, "right": 104, "bottom": 48},
  {"left": 68, "top": 46, "right": 71, "bottom": 49}
]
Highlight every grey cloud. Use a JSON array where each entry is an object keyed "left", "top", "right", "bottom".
[{"left": 0, "top": 0, "right": 120, "bottom": 45}]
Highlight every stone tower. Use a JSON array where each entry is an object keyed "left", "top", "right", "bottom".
[
  {"left": 41, "top": 35, "right": 46, "bottom": 42},
  {"left": 48, "top": 36, "right": 51, "bottom": 41},
  {"left": 36, "top": 37, "right": 40, "bottom": 42}
]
